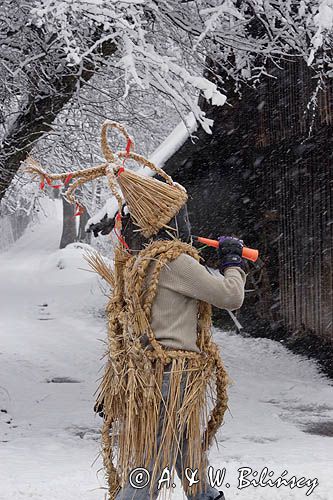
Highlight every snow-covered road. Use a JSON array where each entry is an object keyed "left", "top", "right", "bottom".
[{"left": 1, "top": 200, "right": 333, "bottom": 500}]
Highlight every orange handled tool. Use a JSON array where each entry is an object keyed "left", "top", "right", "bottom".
[{"left": 193, "top": 236, "right": 259, "bottom": 262}]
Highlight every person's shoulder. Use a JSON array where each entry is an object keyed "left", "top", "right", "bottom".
[
  {"left": 172, "top": 252, "right": 202, "bottom": 265},
  {"left": 164, "top": 252, "right": 204, "bottom": 274},
  {"left": 159, "top": 252, "right": 205, "bottom": 288}
]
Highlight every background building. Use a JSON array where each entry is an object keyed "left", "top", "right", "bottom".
[{"left": 163, "top": 60, "right": 333, "bottom": 375}]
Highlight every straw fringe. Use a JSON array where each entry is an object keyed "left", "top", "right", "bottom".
[
  {"left": 116, "top": 168, "right": 188, "bottom": 237},
  {"left": 83, "top": 250, "right": 115, "bottom": 287}
]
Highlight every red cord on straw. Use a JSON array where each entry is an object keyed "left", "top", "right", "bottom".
[
  {"left": 43, "top": 176, "right": 62, "bottom": 189},
  {"left": 114, "top": 228, "right": 130, "bottom": 249},
  {"left": 125, "top": 138, "right": 132, "bottom": 156},
  {"left": 73, "top": 203, "right": 85, "bottom": 217},
  {"left": 121, "top": 139, "right": 132, "bottom": 167},
  {"left": 64, "top": 173, "right": 73, "bottom": 185},
  {"left": 126, "top": 140, "right": 131, "bottom": 155}
]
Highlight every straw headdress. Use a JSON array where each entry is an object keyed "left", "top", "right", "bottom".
[
  {"left": 25, "top": 120, "right": 188, "bottom": 238},
  {"left": 25, "top": 121, "right": 231, "bottom": 500}
]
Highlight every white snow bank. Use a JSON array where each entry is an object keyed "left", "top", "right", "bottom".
[
  {"left": 0, "top": 200, "right": 107, "bottom": 499},
  {"left": 1, "top": 202, "right": 333, "bottom": 499}
]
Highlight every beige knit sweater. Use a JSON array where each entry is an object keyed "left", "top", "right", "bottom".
[{"left": 144, "top": 253, "right": 247, "bottom": 353}]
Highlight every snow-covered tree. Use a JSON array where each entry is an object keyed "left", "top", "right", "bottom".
[{"left": 1, "top": 0, "right": 332, "bottom": 205}]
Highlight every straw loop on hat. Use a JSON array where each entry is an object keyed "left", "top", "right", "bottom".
[
  {"left": 99, "top": 122, "right": 188, "bottom": 237},
  {"left": 101, "top": 120, "right": 135, "bottom": 163}
]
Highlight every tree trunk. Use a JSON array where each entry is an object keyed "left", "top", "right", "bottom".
[
  {"left": 77, "top": 209, "right": 91, "bottom": 244},
  {"left": 59, "top": 197, "right": 77, "bottom": 249},
  {"left": 0, "top": 36, "right": 117, "bottom": 203}
]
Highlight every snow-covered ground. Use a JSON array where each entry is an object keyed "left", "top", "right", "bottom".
[{"left": 1, "top": 199, "right": 333, "bottom": 500}]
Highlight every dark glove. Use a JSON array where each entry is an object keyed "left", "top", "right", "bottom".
[
  {"left": 86, "top": 202, "right": 129, "bottom": 237},
  {"left": 218, "top": 236, "right": 245, "bottom": 272},
  {"left": 86, "top": 213, "right": 115, "bottom": 237},
  {"left": 94, "top": 400, "right": 105, "bottom": 419}
]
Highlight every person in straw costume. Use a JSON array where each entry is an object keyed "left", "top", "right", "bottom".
[{"left": 25, "top": 121, "right": 247, "bottom": 500}]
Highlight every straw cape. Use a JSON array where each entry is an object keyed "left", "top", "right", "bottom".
[{"left": 25, "top": 121, "right": 231, "bottom": 499}]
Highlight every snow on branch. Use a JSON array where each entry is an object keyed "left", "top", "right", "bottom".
[
  {"left": 308, "top": 0, "right": 333, "bottom": 66},
  {"left": 27, "top": 0, "right": 333, "bottom": 135}
]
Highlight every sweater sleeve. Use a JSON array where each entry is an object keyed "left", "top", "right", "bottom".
[{"left": 159, "top": 253, "right": 247, "bottom": 311}]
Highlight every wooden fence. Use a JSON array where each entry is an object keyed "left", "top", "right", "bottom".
[{"left": 255, "top": 62, "right": 333, "bottom": 339}]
